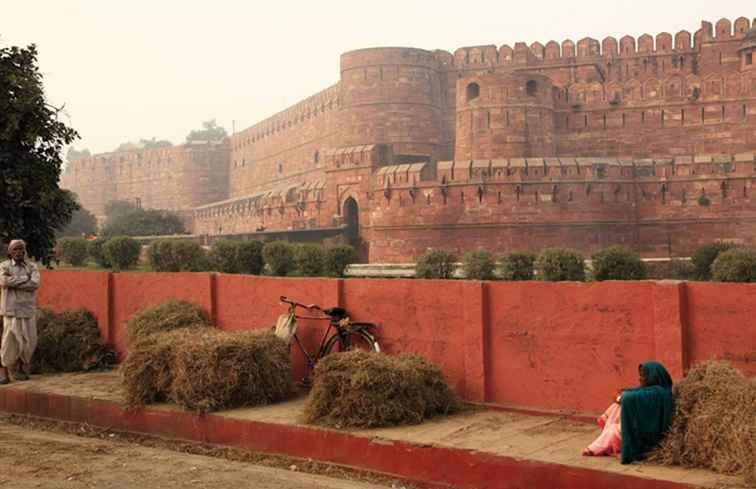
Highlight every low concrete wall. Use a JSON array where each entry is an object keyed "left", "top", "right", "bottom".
[{"left": 37, "top": 271, "right": 755, "bottom": 412}]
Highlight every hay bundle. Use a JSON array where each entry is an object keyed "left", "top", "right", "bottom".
[
  {"left": 651, "top": 361, "right": 756, "bottom": 483},
  {"left": 303, "top": 351, "right": 459, "bottom": 428},
  {"left": 170, "top": 330, "right": 294, "bottom": 413},
  {"left": 126, "top": 300, "right": 211, "bottom": 344},
  {"left": 120, "top": 330, "right": 183, "bottom": 407},
  {"left": 33, "top": 308, "right": 110, "bottom": 372},
  {"left": 121, "top": 328, "right": 294, "bottom": 413}
]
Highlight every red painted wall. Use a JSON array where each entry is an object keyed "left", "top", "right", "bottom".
[
  {"left": 37, "top": 271, "right": 755, "bottom": 413},
  {"left": 214, "top": 275, "right": 340, "bottom": 378},
  {"left": 685, "top": 283, "right": 756, "bottom": 376},
  {"left": 485, "top": 281, "right": 657, "bottom": 411},
  {"left": 340, "top": 279, "right": 478, "bottom": 397},
  {"left": 109, "top": 273, "right": 213, "bottom": 358},
  {"left": 37, "top": 271, "right": 111, "bottom": 343}
]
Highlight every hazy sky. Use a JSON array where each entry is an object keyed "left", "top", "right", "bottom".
[{"left": 2, "top": 0, "right": 753, "bottom": 154}]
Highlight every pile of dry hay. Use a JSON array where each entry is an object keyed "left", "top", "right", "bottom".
[
  {"left": 303, "top": 350, "right": 459, "bottom": 429},
  {"left": 121, "top": 301, "right": 294, "bottom": 413},
  {"left": 33, "top": 309, "right": 111, "bottom": 373},
  {"left": 126, "top": 300, "right": 212, "bottom": 343},
  {"left": 651, "top": 361, "right": 756, "bottom": 483}
]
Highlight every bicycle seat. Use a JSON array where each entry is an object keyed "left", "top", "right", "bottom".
[{"left": 323, "top": 307, "right": 347, "bottom": 319}]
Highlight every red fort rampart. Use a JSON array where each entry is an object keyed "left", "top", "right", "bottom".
[{"left": 62, "top": 18, "right": 756, "bottom": 261}]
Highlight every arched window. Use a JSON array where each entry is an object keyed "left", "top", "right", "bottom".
[
  {"left": 526, "top": 80, "right": 537, "bottom": 97},
  {"left": 466, "top": 82, "right": 480, "bottom": 102},
  {"left": 313, "top": 150, "right": 320, "bottom": 163}
]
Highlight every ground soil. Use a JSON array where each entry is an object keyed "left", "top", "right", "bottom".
[{"left": 0, "top": 415, "right": 416, "bottom": 489}]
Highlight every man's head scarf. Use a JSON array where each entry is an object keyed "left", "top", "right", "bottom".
[{"left": 7, "top": 240, "right": 26, "bottom": 259}]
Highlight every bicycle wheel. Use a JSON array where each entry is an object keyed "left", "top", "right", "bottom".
[{"left": 323, "top": 328, "right": 381, "bottom": 355}]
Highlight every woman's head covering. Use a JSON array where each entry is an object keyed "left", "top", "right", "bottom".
[{"left": 640, "top": 361, "right": 673, "bottom": 389}]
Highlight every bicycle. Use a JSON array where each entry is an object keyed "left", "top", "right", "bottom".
[{"left": 275, "top": 296, "right": 380, "bottom": 379}]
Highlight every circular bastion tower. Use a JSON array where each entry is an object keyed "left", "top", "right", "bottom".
[
  {"left": 454, "top": 72, "right": 556, "bottom": 160},
  {"left": 339, "top": 47, "right": 445, "bottom": 161}
]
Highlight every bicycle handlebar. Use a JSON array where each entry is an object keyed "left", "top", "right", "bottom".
[{"left": 280, "top": 296, "right": 321, "bottom": 311}]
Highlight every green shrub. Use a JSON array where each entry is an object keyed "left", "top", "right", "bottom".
[
  {"left": 591, "top": 245, "right": 647, "bottom": 281},
  {"left": 87, "top": 238, "right": 111, "bottom": 268},
  {"left": 415, "top": 250, "right": 457, "bottom": 279},
  {"left": 325, "top": 245, "right": 356, "bottom": 277},
  {"left": 209, "top": 240, "right": 240, "bottom": 274},
  {"left": 237, "top": 240, "right": 265, "bottom": 275},
  {"left": 295, "top": 244, "right": 326, "bottom": 277},
  {"left": 57, "top": 237, "right": 89, "bottom": 266},
  {"left": 711, "top": 248, "right": 756, "bottom": 282},
  {"left": 263, "top": 241, "right": 295, "bottom": 276},
  {"left": 103, "top": 236, "right": 141, "bottom": 271},
  {"left": 148, "top": 240, "right": 207, "bottom": 272},
  {"left": 462, "top": 250, "right": 496, "bottom": 280},
  {"left": 692, "top": 242, "right": 738, "bottom": 281},
  {"left": 499, "top": 252, "right": 536, "bottom": 281},
  {"left": 535, "top": 248, "right": 585, "bottom": 282},
  {"left": 697, "top": 194, "right": 711, "bottom": 207},
  {"left": 147, "top": 239, "right": 172, "bottom": 272},
  {"left": 169, "top": 241, "right": 209, "bottom": 272}
]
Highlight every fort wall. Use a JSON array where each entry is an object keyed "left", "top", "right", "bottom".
[
  {"left": 389, "top": 154, "right": 756, "bottom": 260},
  {"left": 62, "top": 142, "right": 229, "bottom": 219},
  {"left": 228, "top": 85, "right": 341, "bottom": 199},
  {"left": 61, "top": 17, "right": 756, "bottom": 262}
]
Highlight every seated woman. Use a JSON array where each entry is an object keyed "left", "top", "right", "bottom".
[{"left": 583, "top": 361, "right": 674, "bottom": 464}]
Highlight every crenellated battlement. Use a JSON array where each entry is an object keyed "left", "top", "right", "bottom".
[
  {"left": 449, "top": 17, "right": 754, "bottom": 70},
  {"left": 230, "top": 84, "right": 340, "bottom": 151}
]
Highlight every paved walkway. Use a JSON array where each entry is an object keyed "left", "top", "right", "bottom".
[{"left": 1, "top": 372, "right": 748, "bottom": 489}]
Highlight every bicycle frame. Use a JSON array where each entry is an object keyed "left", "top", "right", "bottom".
[
  {"left": 279, "top": 296, "right": 379, "bottom": 377},
  {"left": 280, "top": 298, "right": 340, "bottom": 373}
]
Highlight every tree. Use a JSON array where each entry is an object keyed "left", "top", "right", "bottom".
[
  {"left": 57, "top": 202, "right": 97, "bottom": 237},
  {"left": 102, "top": 208, "right": 186, "bottom": 237},
  {"left": 186, "top": 119, "right": 227, "bottom": 142},
  {"left": 1, "top": 44, "right": 79, "bottom": 263},
  {"left": 139, "top": 137, "right": 172, "bottom": 149},
  {"left": 66, "top": 147, "right": 91, "bottom": 161},
  {"left": 114, "top": 137, "right": 172, "bottom": 152},
  {"left": 56, "top": 192, "right": 96, "bottom": 237},
  {"left": 104, "top": 200, "right": 137, "bottom": 222}
]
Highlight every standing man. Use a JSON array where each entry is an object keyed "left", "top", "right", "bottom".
[{"left": 0, "top": 240, "right": 40, "bottom": 384}]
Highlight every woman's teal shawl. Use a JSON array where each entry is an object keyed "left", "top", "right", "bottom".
[{"left": 620, "top": 361, "right": 674, "bottom": 464}]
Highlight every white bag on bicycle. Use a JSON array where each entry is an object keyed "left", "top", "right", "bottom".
[{"left": 274, "top": 312, "right": 297, "bottom": 343}]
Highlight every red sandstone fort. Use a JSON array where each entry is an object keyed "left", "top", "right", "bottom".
[{"left": 62, "top": 18, "right": 756, "bottom": 262}]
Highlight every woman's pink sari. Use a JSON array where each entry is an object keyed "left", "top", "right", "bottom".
[{"left": 584, "top": 402, "right": 622, "bottom": 456}]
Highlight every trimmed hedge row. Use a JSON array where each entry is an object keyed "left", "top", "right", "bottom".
[
  {"left": 260, "top": 241, "right": 356, "bottom": 277},
  {"left": 418, "top": 242, "right": 756, "bottom": 283},
  {"left": 415, "top": 246, "right": 643, "bottom": 282},
  {"left": 57, "top": 236, "right": 140, "bottom": 270}
]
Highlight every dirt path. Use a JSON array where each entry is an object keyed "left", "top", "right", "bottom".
[{"left": 0, "top": 419, "right": 403, "bottom": 489}]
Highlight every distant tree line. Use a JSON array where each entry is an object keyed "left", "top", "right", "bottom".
[{"left": 101, "top": 200, "right": 186, "bottom": 237}]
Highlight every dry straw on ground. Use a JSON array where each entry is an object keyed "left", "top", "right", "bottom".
[
  {"left": 651, "top": 361, "right": 756, "bottom": 484},
  {"left": 170, "top": 329, "right": 294, "bottom": 413},
  {"left": 303, "top": 351, "right": 459, "bottom": 429},
  {"left": 33, "top": 308, "right": 109, "bottom": 372},
  {"left": 126, "top": 300, "right": 211, "bottom": 344},
  {"left": 121, "top": 325, "right": 294, "bottom": 413},
  {"left": 120, "top": 330, "right": 181, "bottom": 406}
]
